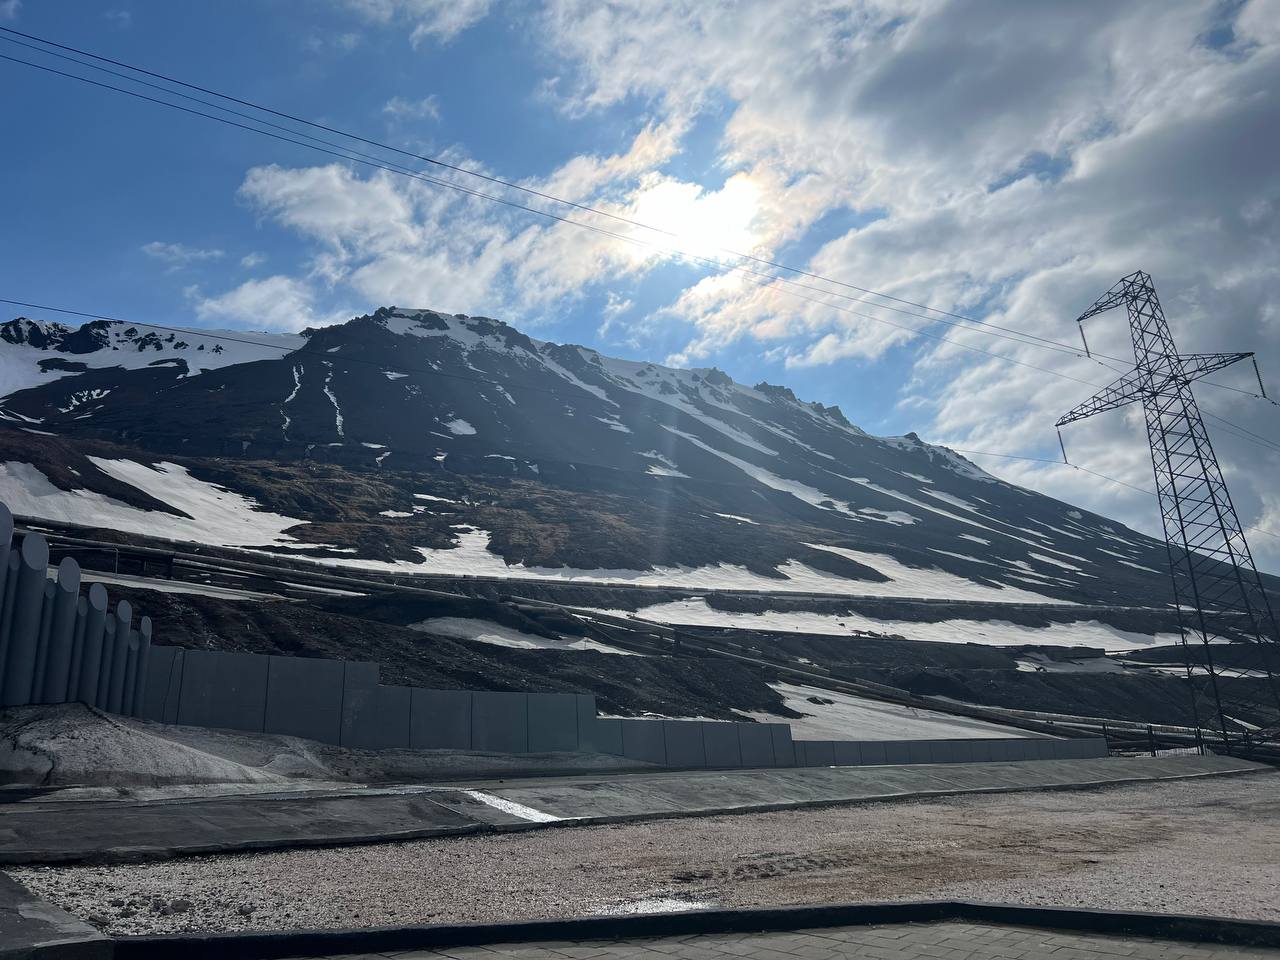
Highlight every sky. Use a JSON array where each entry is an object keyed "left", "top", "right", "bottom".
[{"left": 2, "top": 0, "right": 1279, "bottom": 568}]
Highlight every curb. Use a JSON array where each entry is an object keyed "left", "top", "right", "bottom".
[{"left": 112, "top": 900, "right": 1280, "bottom": 959}]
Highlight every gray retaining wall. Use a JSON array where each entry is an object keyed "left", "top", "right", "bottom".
[
  {"left": 121, "top": 641, "right": 1103, "bottom": 769},
  {"left": 137, "top": 646, "right": 599, "bottom": 754},
  {"left": 793, "top": 735, "right": 1108, "bottom": 766}
]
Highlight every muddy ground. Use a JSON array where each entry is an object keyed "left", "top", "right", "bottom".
[{"left": 13, "top": 772, "right": 1278, "bottom": 935}]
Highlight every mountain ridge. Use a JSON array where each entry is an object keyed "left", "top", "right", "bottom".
[{"left": 0, "top": 304, "right": 1237, "bottom": 618}]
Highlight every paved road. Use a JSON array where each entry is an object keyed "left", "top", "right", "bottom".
[
  {"left": 0, "top": 756, "right": 1264, "bottom": 865},
  {"left": 289, "top": 921, "right": 1280, "bottom": 960}
]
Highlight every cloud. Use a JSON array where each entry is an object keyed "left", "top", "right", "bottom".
[
  {"left": 339, "top": 0, "right": 493, "bottom": 45},
  {"left": 141, "top": 241, "right": 225, "bottom": 270},
  {"left": 527, "top": 0, "right": 1280, "bottom": 567},
  {"left": 383, "top": 95, "right": 440, "bottom": 121},
  {"left": 241, "top": 252, "right": 266, "bottom": 269},
  {"left": 0, "top": 0, "right": 20, "bottom": 22},
  {"left": 202, "top": 0, "right": 1280, "bottom": 567},
  {"left": 103, "top": 9, "right": 131, "bottom": 27},
  {"left": 231, "top": 121, "right": 725, "bottom": 321},
  {"left": 191, "top": 276, "right": 350, "bottom": 332}
]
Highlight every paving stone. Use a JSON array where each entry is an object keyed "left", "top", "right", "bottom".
[{"left": 362, "top": 922, "right": 1280, "bottom": 960}]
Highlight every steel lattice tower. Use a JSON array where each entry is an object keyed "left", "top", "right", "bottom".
[{"left": 1056, "top": 271, "right": 1280, "bottom": 744}]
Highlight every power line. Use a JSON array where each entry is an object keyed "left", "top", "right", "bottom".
[
  {"left": 6, "top": 291, "right": 1279, "bottom": 462},
  {"left": 1, "top": 58, "right": 1122, "bottom": 399},
  {"left": 5, "top": 295, "right": 1276, "bottom": 543},
  {"left": 3, "top": 32, "right": 1275, "bottom": 407},
  {"left": 0, "top": 49, "right": 1104, "bottom": 372},
  {"left": 953, "top": 447, "right": 1280, "bottom": 541},
  {"left": 0, "top": 25, "right": 1119, "bottom": 361}
]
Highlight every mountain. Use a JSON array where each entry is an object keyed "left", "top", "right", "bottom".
[{"left": 0, "top": 306, "right": 1235, "bottom": 622}]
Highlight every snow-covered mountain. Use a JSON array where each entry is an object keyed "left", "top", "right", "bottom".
[{"left": 0, "top": 307, "right": 1220, "bottom": 613}]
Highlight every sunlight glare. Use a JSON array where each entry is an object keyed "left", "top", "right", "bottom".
[{"left": 626, "top": 174, "right": 763, "bottom": 264}]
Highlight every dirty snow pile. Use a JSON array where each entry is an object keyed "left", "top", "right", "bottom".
[{"left": 743, "top": 683, "right": 1043, "bottom": 741}]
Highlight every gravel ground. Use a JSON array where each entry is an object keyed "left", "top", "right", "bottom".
[{"left": 11, "top": 772, "right": 1279, "bottom": 936}]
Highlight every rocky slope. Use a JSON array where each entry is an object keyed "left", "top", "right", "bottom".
[{"left": 0, "top": 307, "right": 1206, "bottom": 613}]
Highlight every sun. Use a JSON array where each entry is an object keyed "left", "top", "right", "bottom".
[{"left": 627, "top": 173, "right": 763, "bottom": 263}]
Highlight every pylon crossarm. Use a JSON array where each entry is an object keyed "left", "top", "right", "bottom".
[
  {"left": 1174, "top": 352, "right": 1254, "bottom": 383},
  {"left": 1074, "top": 277, "right": 1133, "bottom": 323},
  {"left": 1054, "top": 367, "right": 1146, "bottom": 427}
]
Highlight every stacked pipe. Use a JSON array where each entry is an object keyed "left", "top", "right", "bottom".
[{"left": 0, "top": 502, "right": 153, "bottom": 714}]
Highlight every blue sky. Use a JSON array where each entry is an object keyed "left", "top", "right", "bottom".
[
  {"left": 3, "top": 0, "right": 1280, "bottom": 566},
  {"left": 0, "top": 0, "right": 911, "bottom": 431}
]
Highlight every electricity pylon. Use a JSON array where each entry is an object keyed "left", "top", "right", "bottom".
[{"left": 1056, "top": 270, "right": 1280, "bottom": 745}]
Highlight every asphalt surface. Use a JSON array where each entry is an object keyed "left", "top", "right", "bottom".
[{"left": 0, "top": 755, "right": 1263, "bottom": 866}]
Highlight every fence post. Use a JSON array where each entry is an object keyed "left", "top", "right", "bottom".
[
  {"left": 0, "top": 501, "right": 11, "bottom": 640},
  {"left": 0, "top": 551, "right": 19, "bottom": 679},
  {"left": 130, "top": 616, "right": 152, "bottom": 717},
  {"left": 67, "top": 596, "right": 88, "bottom": 695},
  {"left": 1147, "top": 724, "right": 1157, "bottom": 757},
  {"left": 78, "top": 583, "right": 108, "bottom": 704},
  {"left": 1, "top": 533, "right": 50, "bottom": 707},
  {"left": 106, "top": 600, "right": 132, "bottom": 714},
  {"left": 122, "top": 629, "right": 140, "bottom": 715},
  {"left": 40, "top": 557, "right": 81, "bottom": 703},
  {"left": 32, "top": 582, "right": 55, "bottom": 700},
  {"left": 96, "top": 617, "right": 115, "bottom": 709}
]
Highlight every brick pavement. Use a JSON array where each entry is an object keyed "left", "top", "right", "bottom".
[{"left": 303, "top": 921, "right": 1280, "bottom": 960}]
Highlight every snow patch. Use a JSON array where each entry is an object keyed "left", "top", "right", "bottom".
[
  {"left": 0, "top": 459, "right": 304, "bottom": 546},
  {"left": 412, "top": 617, "right": 637, "bottom": 655}
]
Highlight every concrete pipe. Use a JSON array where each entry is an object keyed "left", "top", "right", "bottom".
[
  {"left": 130, "top": 616, "right": 153, "bottom": 717},
  {"left": 106, "top": 599, "right": 132, "bottom": 714},
  {"left": 78, "top": 583, "right": 109, "bottom": 705},
  {"left": 40, "top": 557, "right": 82, "bottom": 703},
  {"left": 1, "top": 534, "right": 50, "bottom": 707}
]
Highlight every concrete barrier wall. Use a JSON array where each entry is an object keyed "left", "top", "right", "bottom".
[
  {"left": 138, "top": 645, "right": 597, "bottom": 755},
  {"left": 794, "top": 736, "right": 1108, "bottom": 767},
  {"left": 0, "top": 503, "right": 154, "bottom": 717},
  {"left": 594, "top": 717, "right": 797, "bottom": 769},
  {"left": 134, "top": 646, "right": 1092, "bottom": 770}
]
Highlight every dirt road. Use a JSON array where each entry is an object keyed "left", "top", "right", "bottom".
[{"left": 12, "top": 772, "right": 1278, "bottom": 936}]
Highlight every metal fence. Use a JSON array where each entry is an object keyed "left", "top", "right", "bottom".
[{"left": 0, "top": 503, "right": 152, "bottom": 715}]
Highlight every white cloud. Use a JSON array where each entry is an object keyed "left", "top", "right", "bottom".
[
  {"left": 240, "top": 252, "right": 266, "bottom": 269},
  {"left": 0, "top": 0, "right": 20, "bottom": 21},
  {"left": 383, "top": 95, "right": 440, "bottom": 121},
  {"left": 141, "top": 241, "right": 225, "bottom": 270},
  {"left": 529, "top": 0, "right": 1280, "bottom": 568},
  {"left": 103, "top": 8, "right": 131, "bottom": 27},
  {"left": 339, "top": 0, "right": 493, "bottom": 45},
  {"left": 204, "top": 0, "right": 1280, "bottom": 568},
  {"left": 191, "top": 276, "right": 349, "bottom": 332}
]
